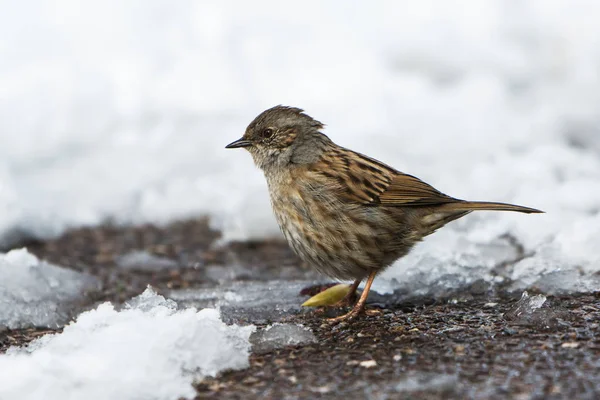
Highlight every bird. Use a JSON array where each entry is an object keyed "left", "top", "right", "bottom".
[{"left": 226, "top": 105, "right": 543, "bottom": 322}]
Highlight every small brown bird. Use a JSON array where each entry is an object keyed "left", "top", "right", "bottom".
[{"left": 226, "top": 106, "right": 542, "bottom": 322}]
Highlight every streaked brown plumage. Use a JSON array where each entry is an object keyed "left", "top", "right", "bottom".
[{"left": 226, "top": 105, "right": 543, "bottom": 322}]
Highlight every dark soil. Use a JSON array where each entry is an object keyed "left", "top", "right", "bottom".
[
  {"left": 197, "top": 295, "right": 600, "bottom": 400},
  {"left": 2, "top": 219, "right": 600, "bottom": 400}
]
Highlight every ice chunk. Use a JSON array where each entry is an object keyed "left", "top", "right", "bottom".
[
  {"left": 0, "top": 288, "right": 254, "bottom": 400},
  {"left": 506, "top": 291, "right": 547, "bottom": 316},
  {"left": 124, "top": 285, "right": 178, "bottom": 311},
  {"left": 504, "top": 291, "right": 563, "bottom": 329},
  {"left": 250, "top": 323, "right": 317, "bottom": 354},
  {"left": 116, "top": 250, "right": 178, "bottom": 271},
  {"left": 0, "top": 248, "right": 100, "bottom": 329}
]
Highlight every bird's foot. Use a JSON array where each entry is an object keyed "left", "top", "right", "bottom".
[
  {"left": 326, "top": 309, "right": 361, "bottom": 324},
  {"left": 326, "top": 271, "right": 376, "bottom": 324},
  {"left": 326, "top": 302, "right": 366, "bottom": 324}
]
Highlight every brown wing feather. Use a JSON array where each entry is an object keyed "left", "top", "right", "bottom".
[
  {"left": 309, "top": 148, "right": 459, "bottom": 207},
  {"left": 307, "top": 147, "right": 542, "bottom": 214},
  {"left": 376, "top": 173, "right": 459, "bottom": 206}
]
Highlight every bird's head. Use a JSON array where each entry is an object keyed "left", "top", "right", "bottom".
[{"left": 226, "top": 105, "right": 328, "bottom": 170}]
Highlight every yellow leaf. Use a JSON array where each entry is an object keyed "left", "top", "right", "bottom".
[{"left": 301, "top": 284, "right": 352, "bottom": 307}]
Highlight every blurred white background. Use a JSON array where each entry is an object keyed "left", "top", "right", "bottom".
[{"left": 0, "top": 0, "right": 599, "bottom": 289}]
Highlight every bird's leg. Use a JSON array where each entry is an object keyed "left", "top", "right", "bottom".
[
  {"left": 330, "top": 278, "right": 361, "bottom": 307},
  {"left": 328, "top": 270, "right": 377, "bottom": 323}
]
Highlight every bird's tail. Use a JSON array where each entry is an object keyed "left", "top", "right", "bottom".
[
  {"left": 418, "top": 200, "right": 542, "bottom": 238},
  {"left": 438, "top": 200, "right": 543, "bottom": 214}
]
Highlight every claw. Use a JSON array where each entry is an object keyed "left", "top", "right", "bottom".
[
  {"left": 327, "top": 308, "right": 362, "bottom": 324},
  {"left": 326, "top": 270, "right": 377, "bottom": 324}
]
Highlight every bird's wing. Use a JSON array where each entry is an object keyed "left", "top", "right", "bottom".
[
  {"left": 310, "top": 148, "right": 458, "bottom": 207},
  {"left": 373, "top": 172, "right": 458, "bottom": 206}
]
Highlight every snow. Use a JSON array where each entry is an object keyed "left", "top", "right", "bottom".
[
  {"left": 0, "top": 1, "right": 599, "bottom": 292},
  {"left": 0, "top": 248, "right": 100, "bottom": 329},
  {"left": 0, "top": 288, "right": 255, "bottom": 400}
]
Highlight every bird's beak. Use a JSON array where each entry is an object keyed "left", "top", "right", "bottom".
[{"left": 225, "top": 138, "right": 253, "bottom": 149}]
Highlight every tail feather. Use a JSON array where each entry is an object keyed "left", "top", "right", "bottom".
[{"left": 438, "top": 201, "right": 543, "bottom": 214}]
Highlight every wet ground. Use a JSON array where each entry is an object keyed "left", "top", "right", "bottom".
[{"left": 1, "top": 219, "right": 599, "bottom": 399}]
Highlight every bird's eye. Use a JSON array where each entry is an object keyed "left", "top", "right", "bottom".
[{"left": 261, "top": 128, "right": 274, "bottom": 139}]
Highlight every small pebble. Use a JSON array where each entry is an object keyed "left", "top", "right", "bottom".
[
  {"left": 311, "top": 385, "right": 331, "bottom": 394},
  {"left": 561, "top": 342, "right": 579, "bottom": 348},
  {"left": 359, "top": 360, "right": 377, "bottom": 368}
]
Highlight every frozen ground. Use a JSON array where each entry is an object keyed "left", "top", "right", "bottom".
[
  {"left": 0, "top": 288, "right": 254, "bottom": 400},
  {"left": 1, "top": 2, "right": 599, "bottom": 294},
  {"left": 0, "top": 248, "right": 99, "bottom": 329},
  {"left": 170, "top": 280, "right": 315, "bottom": 324}
]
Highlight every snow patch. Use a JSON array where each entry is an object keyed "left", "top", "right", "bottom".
[{"left": 0, "top": 288, "right": 255, "bottom": 400}]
